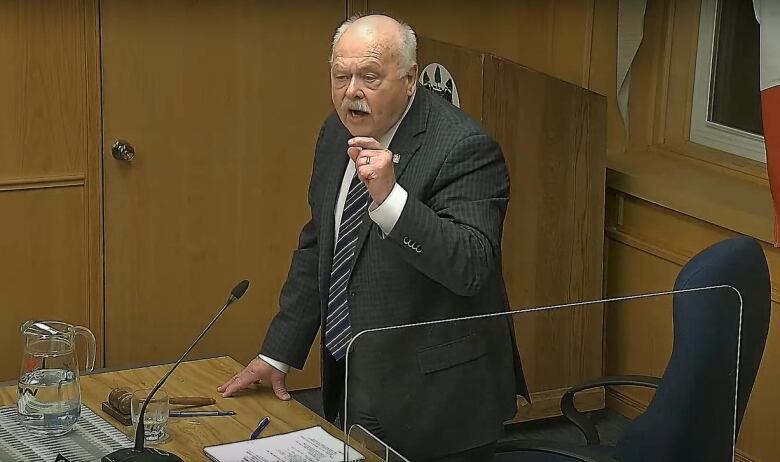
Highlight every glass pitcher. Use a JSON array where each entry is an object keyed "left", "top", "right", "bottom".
[{"left": 17, "top": 320, "right": 96, "bottom": 436}]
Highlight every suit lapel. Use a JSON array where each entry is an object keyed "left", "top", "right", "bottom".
[
  {"left": 349, "top": 88, "right": 431, "bottom": 266},
  {"left": 389, "top": 89, "right": 429, "bottom": 181}
]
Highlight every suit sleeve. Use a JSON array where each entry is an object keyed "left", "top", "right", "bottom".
[
  {"left": 259, "top": 129, "right": 325, "bottom": 369},
  {"left": 385, "top": 133, "right": 509, "bottom": 297}
]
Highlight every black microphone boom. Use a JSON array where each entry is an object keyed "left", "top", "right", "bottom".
[{"left": 102, "top": 280, "right": 250, "bottom": 462}]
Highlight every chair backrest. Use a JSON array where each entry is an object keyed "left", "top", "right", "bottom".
[{"left": 613, "top": 236, "right": 771, "bottom": 461}]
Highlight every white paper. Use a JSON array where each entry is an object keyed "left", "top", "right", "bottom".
[{"left": 204, "top": 426, "right": 364, "bottom": 462}]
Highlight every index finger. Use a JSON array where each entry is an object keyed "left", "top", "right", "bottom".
[
  {"left": 217, "top": 374, "right": 238, "bottom": 392},
  {"left": 348, "top": 137, "right": 383, "bottom": 150},
  {"left": 221, "top": 372, "right": 256, "bottom": 397}
]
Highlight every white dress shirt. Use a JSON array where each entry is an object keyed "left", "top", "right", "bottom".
[{"left": 260, "top": 91, "right": 416, "bottom": 373}]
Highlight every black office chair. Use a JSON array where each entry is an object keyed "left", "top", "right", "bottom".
[{"left": 497, "top": 236, "right": 771, "bottom": 462}]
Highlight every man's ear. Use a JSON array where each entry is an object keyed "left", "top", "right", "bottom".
[{"left": 406, "top": 64, "right": 419, "bottom": 95}]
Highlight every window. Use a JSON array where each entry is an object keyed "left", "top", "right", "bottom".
[{"left": 690, "top": 0, "right": 765, "bottom": 162}]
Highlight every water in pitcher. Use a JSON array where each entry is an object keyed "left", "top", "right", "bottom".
[
  {"left": 17, "top": 321, "right": 96, "bottom": 437},
  {"left": 17, "top": 368, "right": 81, "bottom": 436}
]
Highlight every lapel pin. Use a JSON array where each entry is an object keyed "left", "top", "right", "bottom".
[{"left": 392, "top": 153, "right": 401, "bottom": 164}]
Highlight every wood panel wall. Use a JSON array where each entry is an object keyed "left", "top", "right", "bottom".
[
  {"left": 361, "top": 0, "right": 625, "bottom": 155},
  {"left": 0, "top": 0, "right": 102, "bottom": 381},
  {"left": 481, "top": 52, "right": 606, "bottom": 411},
  {"left": 366, "top": 0, "right": 594, "bottom": 86}
]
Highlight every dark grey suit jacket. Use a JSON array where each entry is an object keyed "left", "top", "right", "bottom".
[{"left": 262, "top": 87, "right": 527, "bottom": 460}]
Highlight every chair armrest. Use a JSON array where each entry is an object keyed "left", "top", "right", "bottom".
[
  {"left": 496, "top": 439, "right": 617, "bottom": 462},
  {"left": 561, "top": 375, "right": 661, "bottom": 445}
]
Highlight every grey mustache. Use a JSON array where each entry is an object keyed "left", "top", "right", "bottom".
[{"left": 343, "top": 99, "right": 371, "bottom": 114}]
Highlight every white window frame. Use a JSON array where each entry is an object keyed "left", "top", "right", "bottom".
[{"left": 690, "top": 0, "right": 766, "bottom": 163}]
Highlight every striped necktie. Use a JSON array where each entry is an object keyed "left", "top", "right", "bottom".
[{"left": 325, "top": 173, "right": 370, "bottom": 360}]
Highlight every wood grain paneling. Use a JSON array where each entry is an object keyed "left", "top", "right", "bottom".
[
  {"left": 604, "top": 238, "right": 675, "bottom": 406},
  {"left": 0, "top": 0, "right": 102, "bottom": 380},
  {"left": 0, "top": 0, "right": 92, "bottom": 179},
  {"left": 101, "top": 0, "right": 344, "bottom": 389},
  {"left": 608, "top": 183, "right": 775, "bottom": 272},
  {"left": 0, "top": 187, "right": 90, "bottom": 381},
  {"left": 0, "top": 175, "right": 84, "bottom": 191},
  {"left": 607, "top": 147, "right": 774, "bottom": 243},
  {"left": 346, "top": 0, "right": 367, "bottom": 16},
  {"left": 365, "top": 0, "right": 595, "bottom": 87},
  {"left": 84, "top": 0, "right": 104, "bottom": 373},
  {"left": 482, "top": 55, "right": 606, "bottom": 392},
  {"left": 606, "top": 192, "right": 780, "bottom": 461}
]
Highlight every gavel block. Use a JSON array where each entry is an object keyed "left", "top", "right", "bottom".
[{"left": 103, "top": 387, "right": 217, "bottom": 426}]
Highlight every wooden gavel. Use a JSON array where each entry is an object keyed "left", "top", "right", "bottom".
[{"left": 108, "top": 387, "right": 216, "bottom": 415}]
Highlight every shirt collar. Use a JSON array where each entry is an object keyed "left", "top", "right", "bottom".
[{"left": 378, "top": 88, "right": 416, "bottom": 149}]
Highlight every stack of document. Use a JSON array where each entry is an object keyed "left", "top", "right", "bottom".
[{"left": 204, "top": 426, "right": 364, "bottom": 462}]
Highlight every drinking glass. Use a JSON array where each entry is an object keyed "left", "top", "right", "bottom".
[{"left": 130, "top": 389, "right": 169, "bottom": 443}]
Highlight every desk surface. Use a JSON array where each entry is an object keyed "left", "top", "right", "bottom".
[{"left": 0, "top": 356, "right": 356, "bottom": 461}]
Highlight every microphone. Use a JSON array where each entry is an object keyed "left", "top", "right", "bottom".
[{"left": 102, "top": 280, "right": 250, "bottom": 462}]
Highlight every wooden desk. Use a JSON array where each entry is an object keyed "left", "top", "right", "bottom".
[{"left": 0, "top": 356, "right": 362, "bottom": 461}]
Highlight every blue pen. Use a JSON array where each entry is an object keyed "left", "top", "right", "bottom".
[{"left": 250, "top": 416, "right": 271, "bottom": 439}]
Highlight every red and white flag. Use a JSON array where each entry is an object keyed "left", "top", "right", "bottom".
[{"left": 755, "top": 1, "right": 780, "bottom": 245}]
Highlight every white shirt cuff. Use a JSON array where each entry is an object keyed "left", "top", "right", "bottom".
[
  {"left": 258, "top": 354, "right": 290, "bottom": 374},
  {"left": 368, "top": 183, "right": 408, "bottom": 235}
]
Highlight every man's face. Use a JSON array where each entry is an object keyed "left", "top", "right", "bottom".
[{"left": 331, "top": 32, "right": 416, "bottom": 139}]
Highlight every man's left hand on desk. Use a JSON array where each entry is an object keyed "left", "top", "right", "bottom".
[{"left": 217, "top": 357, "right": 290, "bottom": 401}]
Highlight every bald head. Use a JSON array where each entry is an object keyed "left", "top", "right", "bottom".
[{"left": 331, "top": 14, "right": 417, "bottom": 77}]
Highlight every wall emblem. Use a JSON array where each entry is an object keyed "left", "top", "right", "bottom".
[{"left": 419, "top": 63, "right": 460, "bottom": 108}]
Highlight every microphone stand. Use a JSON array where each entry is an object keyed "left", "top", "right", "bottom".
[{"left": 103, "top": 280, "right": 249, "bottom": 462}]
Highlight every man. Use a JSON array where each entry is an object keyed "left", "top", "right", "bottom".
[{"left": 218, "top": 14, "right": 527, "bottom": 461}]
